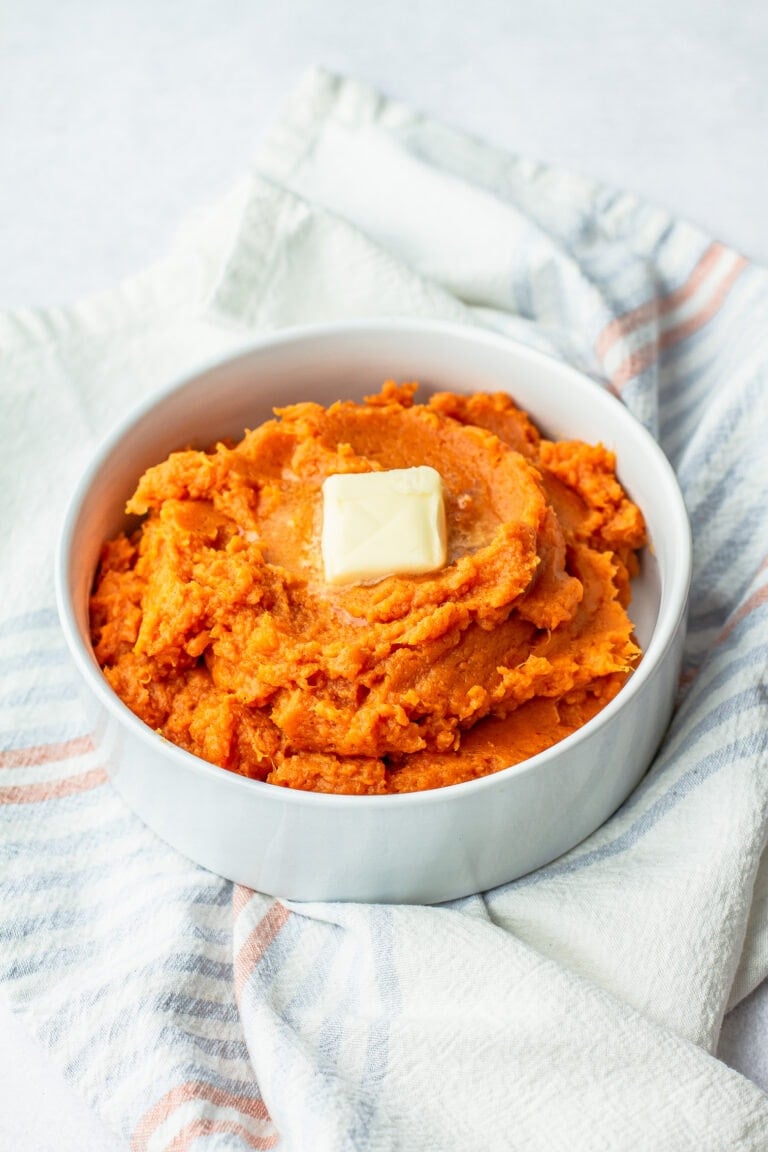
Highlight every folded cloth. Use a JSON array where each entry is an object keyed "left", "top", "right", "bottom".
[{"left": 2, "top": 68, "right": 768, "bottom": 1150}]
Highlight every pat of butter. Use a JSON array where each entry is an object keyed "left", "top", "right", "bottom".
[{"left": 321, "top": 466, "right": 447, "bottom": 585}]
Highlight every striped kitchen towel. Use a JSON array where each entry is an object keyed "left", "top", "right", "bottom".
[{"left": 2, "top": 68, "right": 768, "bottom": 1150}]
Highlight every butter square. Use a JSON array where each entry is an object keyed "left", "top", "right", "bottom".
[{"left": 321, "top": 466, "right": 447, "bottom": 585}]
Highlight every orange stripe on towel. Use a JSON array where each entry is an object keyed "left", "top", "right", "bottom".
[
  {"left": 233, "top": 882, "right": 255, "bottom": 917},
  {"left": 608, "top": 254, "right": 747, "bottom": 391},
  {"left": 655, "top": 255, "right": 748, "bottom": 351},
  {"left": 0, "top": 734, "right": 95, "bottom": 769},
  {"left": 235, "top": 902, "right": 292, "bottom": 1001},
  {"left": 595, "top": 241, "right": 729, "bottom": 360},
  {"left": 166, "top": 1118, "right": 279, "bottom": 1151},
  {"left": 716, "top": 584, "right": 768, "bottom": 648},
  {"left": 0, "top": 765, "right": 108, "bottom": 803},
  {"left": 131, "top": 1080, "right": 276, "bottom": 1152}
]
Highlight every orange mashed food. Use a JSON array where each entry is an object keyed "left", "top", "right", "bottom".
[{"left": 90, "top": 383, "right": 647, "bottom": 794}]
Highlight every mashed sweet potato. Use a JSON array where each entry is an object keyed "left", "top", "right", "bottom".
[{"left": 90, "top": 383, "right": 646, "bottom": 794}]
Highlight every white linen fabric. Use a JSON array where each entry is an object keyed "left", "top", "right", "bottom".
[{"left": 2, "top": 69, "right": 768, "bottom": 1150}]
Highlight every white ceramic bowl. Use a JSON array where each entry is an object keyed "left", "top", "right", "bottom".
[{"left": 56, "top": 320, "right": 691, "bottom": 904}]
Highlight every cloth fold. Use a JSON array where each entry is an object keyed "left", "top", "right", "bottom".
[{"left": 3, "top": 68, "right": 768, "bottom": 1149}]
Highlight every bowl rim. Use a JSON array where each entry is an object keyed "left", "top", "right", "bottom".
[{"left": 55, "top": 317, "right": 692, "bottom": 811}]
